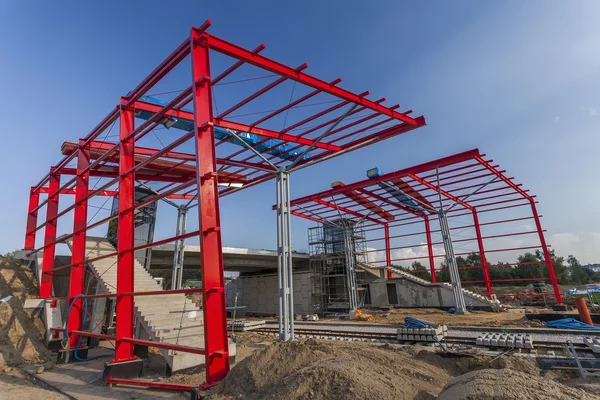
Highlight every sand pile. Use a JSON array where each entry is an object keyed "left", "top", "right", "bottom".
[
  {"left": 210, "top": 339, "right": 453, "bottom": 400},
  {"left": 0, "top": 257, "right": 54, "bottom": 368},
  {"left": 438, "top": 368, "right": 596, "bottom": 400}
]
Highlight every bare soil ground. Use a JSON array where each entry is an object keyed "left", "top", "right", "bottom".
[
  {"left": 206, "top": 338, "right": 599, "bottom": 400},
  {"left": 0, "top": 257, "right": 55, "bottom": 367},
  {"left": 363, "top": 307, "right": 545, "bottom": 327},
  {"left": 0, "top": 369, "right": 68, "bottom": 400},
  {"left": 0, "top": 257, "right": 64, "bottom": 398}
]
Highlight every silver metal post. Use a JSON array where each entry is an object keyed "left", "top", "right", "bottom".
[
  {"left": 342, "top": 224, "right": 358, "bottom": 311},
  {"left": 171, "top": 207, "right": 188, "bottom": 290},
  {"left": 276, "top": 170, "right": 294, "bottom": 340},
  {"left": 438, "top": 209, "right": 467, "bottom": 314}
]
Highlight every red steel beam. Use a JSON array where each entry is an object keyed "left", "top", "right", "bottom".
[
  {"left": 384, "top": 224, "right": 392, "bottom": 279},
  {"left": 216, "top": 71, "right": 292, "bottom": 119},
  {"left": 24, "top": 188, "right": 40, "bottom": 250},
  {"left": 133, "top": 100, "right": 341, "bottom": 152},
  {"left": 290, "top": 210, "right": 325, "bottom": 224},
  {"left": 424, "top": 216, "right": 437, "bottom": 283},
  {"left": 408, "top": 173, "right": 473, "bottom": 210},
  {"left": 216, "top": 119, "right": 341, "bottom": 151},
  {"left": 313, "top": 199, "right": 384, "bottom": 225},
  {"left": 40, "top": 168, "right": 60, "bottom": 298},
  {"left": 191, "top": 28, "right": 230, "bottom": 384},
  {"left": 201, "top": 31, "right": 421, "bottom": 125},
  {"left": 330, "top": 182, "right": 395, "bottom": 221},
  {"left": 121, "top": 337, "right": 208, "bottom": 356},
  {"left": 530, "top": 200, "right": 562, "bottom": 304},
  {"left": 39, "top": 187, "right": 117, "bottom": 197},
  {"left": 113, "top": 100, "right": 136, "bottom": 363},
  {"left": 249, "top": 88, "right": 322, "bottom": 127},
  {"left": 67, "top": 142, "right": 90, "bottom": 348},
  {"left": 472, "top": 209, "right": 492, "bottom": 299},
  {"left": 475, "top": 156, "right": 532, "bottom": 200},
  {"left": 212, "top": 43, "right": 266, "bottom": 85},
  {"left": 105, "top": 377, "right": 195, "bottom": 392},
  {"left": 355, "top": 187, "right": 425, "bottom": 219},
  {"left": 289, "top": 149, "right": 481, "bottom": 207}
]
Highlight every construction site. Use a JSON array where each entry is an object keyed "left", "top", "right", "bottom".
[{"left": 2, "top": 11, "right": 600, "bottom": 400}]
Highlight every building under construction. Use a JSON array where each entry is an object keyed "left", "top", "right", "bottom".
[{"left": 13, "top": 17, "right": 566, "bottom": 398}]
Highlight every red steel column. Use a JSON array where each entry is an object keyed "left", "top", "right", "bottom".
[
  {"left": 191, "top": 28, "right": 230, "bottom": 384},
  {"left": 24, "top": 187, "right": 40, "bottom": 250},
  {"left": 530, "top": 200, "right": 562, "bottom": 304},
  {"left": 68, "top": 142, "right": 90, "bottom": 348},
  {"left": 384, "top": 224, "right": 392, "bottom": 279},
  {"left": 40, "top": 168, "right": 60, "bottom": 298},
  {"left": 424, "top": 215, "right": 436, "bottom": 283},
  {"left": 113, "top": 99, "right": 136, "bottom": 362},
  {"left": 472, "top": 209, "right": 492, "bottom": 299}
]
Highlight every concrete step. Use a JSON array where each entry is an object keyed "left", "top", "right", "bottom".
[
  {"left": 79, "top": 238, "right": 216, "bottom": 372},
  {"left": 158, "top": 329, "right": 206, "bottom": 342}
]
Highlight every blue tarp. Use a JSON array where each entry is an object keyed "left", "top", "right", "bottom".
[
  {"left": 366, "top": 167, "right": 426, "bottom": 214},
  {"left": 135, "top": 95, "right": 310, "bottom": 162},
  {"left": 545, "top": 318, "right": 600, "bottom": 331}
]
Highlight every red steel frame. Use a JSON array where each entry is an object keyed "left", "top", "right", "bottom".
[
  {"left": 22, "top": 20, "right": 426, "bottom": 388},
  {"left": 285, "top": 149, "right": 563, "bottom": 304}
]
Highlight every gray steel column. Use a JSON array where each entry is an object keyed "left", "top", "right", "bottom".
[
  {"left": 171, "top": 207, "right": 188, "bottom": 290},
  {"left": 343, "top": 226, "right": 358, "bottom": 311},
  {"left": 438, "top": 210, "right": 467, "bottom": 314},
  {"left": 276, "top": 170, "right": 294, "bottom": 340}
]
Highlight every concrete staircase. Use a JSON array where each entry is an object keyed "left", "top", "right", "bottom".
[
  {"left": 358, "top": 262, "right": 502, "bottom": 310},
  {"left": 72, "top": 238, "right": 208, "bottom": 372}
]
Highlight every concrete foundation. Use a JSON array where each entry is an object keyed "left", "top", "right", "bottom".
[
  {"left": 226, "top": 272, "right": 313, "bottom": 316},
  {"left": 367, "top": 278, "right": 497, "bottom": 310}
]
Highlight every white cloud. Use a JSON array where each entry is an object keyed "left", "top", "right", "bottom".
[
  {"left": 590, "top": 106, "right": 598, "bottom": 116},
  {"left": 553, "top": 116, "right": 561, "bottom": 123},
  {"left": 366, "top": 243, "right": 446, "bottom": 267},
  {"left": 549, "top": 232, "right": 600, "bottom": 263}
]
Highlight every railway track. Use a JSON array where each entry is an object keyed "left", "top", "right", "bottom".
[{"left": 250, "top": 322, "right": 594, "bottom": 352}]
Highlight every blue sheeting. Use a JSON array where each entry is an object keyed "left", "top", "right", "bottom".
[
  {"left": 404, "top": 317, "right": 447, "bottom": 351},
  {"left": 135, "top": 95, "right": 310, "bottom": 162},
  {"left": 366, "top": 167, "right": 426, "bottom": 214},
  {"left": 545, "top": 318, "right": 600, "bottom": 331}
]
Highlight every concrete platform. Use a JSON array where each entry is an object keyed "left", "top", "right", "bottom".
[{"left": 24, "top": 349, "right": 187, "bottom": 400}]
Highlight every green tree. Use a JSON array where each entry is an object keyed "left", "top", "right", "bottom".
[
  {"left": 410, "top": 261, "right": 431, "bottom": 282},
  {"left": 568, "top": 255, "right": 589, "bottom": 285},
  {"left": 437, "top": 260, "right": 451, "bottom": 282},
  {"left": 489, "top": 261, "right": 513, "bottom": 283},
  {"left": 513, "top": 252, "right": 544, "bottom": 284},
  {"left": 535, "top": 249, "right": 568, "bottom": 284}
]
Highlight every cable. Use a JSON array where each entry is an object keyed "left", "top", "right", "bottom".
[{"left": 64, "top": 294, "right": 114, "bottom": 362}]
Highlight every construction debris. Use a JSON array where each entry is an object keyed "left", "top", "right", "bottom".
[{"left": 0, "top": 257, "right": 54, "bottom": 368}]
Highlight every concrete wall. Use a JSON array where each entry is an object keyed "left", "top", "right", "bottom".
[
  {"left": 367, "top": 278, "right": 494, "bottom": 310},
  {"left": 226, "top": 272, "right": 312, "bottom": 316}
]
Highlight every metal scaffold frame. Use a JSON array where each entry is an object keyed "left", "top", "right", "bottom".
[
  {"left": 22, "top": 20, "right": 426, "bottom": 390},
  {"left": 285, "top": 149, "right": 563, "bottom": 307}
]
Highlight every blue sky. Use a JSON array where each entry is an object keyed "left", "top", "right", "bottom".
[{"left": 1, "top": 1, "right": 599, "bottom": 263}]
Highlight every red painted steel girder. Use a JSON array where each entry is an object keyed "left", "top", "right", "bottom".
[
  {"left": 62, "top": 141, "right": 249, "bottom": 184},
  {"left": 288, "top": 149, "right": 482, "bottom": 207},
  {"left": 132, "top": 100, "right": 342, "bottom": 152},
  {"left": 313, "top": 198, "right": 385, "bottom": 225},
  {"left": 332, "top": 182, "right": 395, "bottom": 221},
  {"left": 201, "top": 32, "right": 420, "bottom": 126}
]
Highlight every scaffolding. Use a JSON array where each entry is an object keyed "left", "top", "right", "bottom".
[{"left": 308, "top": 219, "right": 368, "bottom": 315}]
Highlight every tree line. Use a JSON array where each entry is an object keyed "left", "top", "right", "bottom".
[{"left": 392, "top": 250, "right": 596, "bottom": 286}]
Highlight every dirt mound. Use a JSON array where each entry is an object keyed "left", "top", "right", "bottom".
[
  {"left": 210, "top": 340, "right": 453, "bottom": 400},
  {"left": 437, "top": 368, "right": 596, "bottom": 400},
  {"left": 0, "top": 257, "right": 54, "bottom": 367}
]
